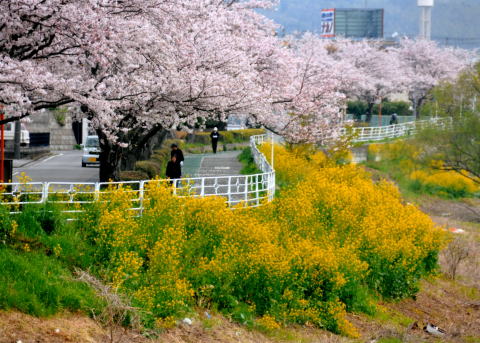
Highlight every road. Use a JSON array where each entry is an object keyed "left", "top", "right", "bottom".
[{"left": 14, "top": 150, "right": 99, "bottom": 183}]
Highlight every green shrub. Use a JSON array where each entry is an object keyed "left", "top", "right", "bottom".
[
  {"left": 373, "top": 101, "right": 413, "bottom": 117},
  {"left": 347, "top": 101, "right": 368, "bottom": 120},
  {"left": 51, "top": 107, "right": 68, "bottom": 127},
  {"left": 349, "top": 101, "right": 413, "bottom": 119},
  {"left": 0, "top": 248, "right": 101, "bottom": 317},
  {"left": 238, "top": 148, "right": 262, "bottom": 175},
  {"left": 151, "top": 148, "right": 170, "bottom": 162},
  {"left": 119, "top": 170, "right": 149, "bottom": 181},
  {"left": 135, "top": 161, "right": 161, "bottom": 178}
]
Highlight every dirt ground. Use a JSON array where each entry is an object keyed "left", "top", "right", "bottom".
[{"left": 0, "top": 196, "right": 479, "bottom": 343}]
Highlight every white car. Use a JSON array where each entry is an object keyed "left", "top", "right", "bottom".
[{"left": 81, "top": 135, "right": 100, "bottom": 167}]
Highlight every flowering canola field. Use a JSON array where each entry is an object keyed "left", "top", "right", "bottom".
[
  {"left": 0, "top": 144, "right": 444, "bottom": 337},
  {"left": 71, "top": 144, "right": 443, "bottom": 336}
]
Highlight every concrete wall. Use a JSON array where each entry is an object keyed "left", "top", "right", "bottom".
[{"left": 27, "top": 107, "right": 81, "bottom": 151}]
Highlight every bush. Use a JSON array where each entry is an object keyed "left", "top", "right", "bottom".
[
  {"left": 135, "top": 161, "right": 161, "bottom": 178},
  {"left": 119, "top": 170, "right": 149, "bottom": 181},
  {"left": 409, "top": 170, "right": 478, "bottom": 198},
  {"left": 348, "top": 101, "right": 413, "bottom": 119},
  {"left": 347, "top": 101, "right": 368, "bottom": 120},
  {"left": 368, "top": 141, "right": 479, "bottom": 198},
  {"left": 373, "top": 101, "right": 413, "bottom": 117}
]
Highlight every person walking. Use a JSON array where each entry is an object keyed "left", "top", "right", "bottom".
[
  {"left": 210, "top": 127, "right": 220, "bottom": 154},
  {"left": 166, "top": 155, "right": 181, "bottom": 185},
  {"left": 389, "top": 113, "right": 399, "bottom": 125},
  {"left": 171, "top": 143, "right": 184, "bottom": 168}
]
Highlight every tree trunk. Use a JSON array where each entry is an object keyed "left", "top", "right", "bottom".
[
  {"left": 97, "top": 126, "right": 170, "bottom": 182},
  {"left": 13, "top": 120, "right": 21, "bottom": 159},
  {"left": 412, "top": 97, "right": 425, "bottom": 120},
  {"left": 416, "top": 97, "right": 426, "bottom": 119},
  {"left": 365, "top": 102, "right": 374, "bottom": 123},
  {"left": 97, "top": 129, "right": 121, "bottom": 182},
  {"left": 120, "top": 129, "right": 169, "bottom": 171}
]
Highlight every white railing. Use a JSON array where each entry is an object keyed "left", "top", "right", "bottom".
[
  {"left": 341, "top": 117, "right": 450, "bottom": 143},
  {"left": 0, "top": 135, "right": 275, "bottom": 215}
]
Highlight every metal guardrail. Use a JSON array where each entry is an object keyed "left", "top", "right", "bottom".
[
  {"left": 341, "top": 117, "right": 451, "bottom": 143},
  {"left": 0, "top": 135, "right": 275, "bottom": 215}
]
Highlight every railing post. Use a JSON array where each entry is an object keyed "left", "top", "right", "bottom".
[
  {"left": 42, "top": 182, "right": 49, "bottom": 203},
  {"left": 227, "top": 176, "right": 231, "bottom": 205},
  {"left": 270, "top": 172, "right": 275, "bottom": 201},
  {"left": 255, "top": 174, "right": 259, "bottom": 206},
  {"left": 201, "top": 178, "right": 205, "bottom": 197},
  {"left": 139, "top": 181, "right": 145, "bottom": 216},
  {"left": 94, "top": 182, "right": 100, "bottom": 201},
  {"left": 244, "top": 175, "right": 248, "bottom": 206}
]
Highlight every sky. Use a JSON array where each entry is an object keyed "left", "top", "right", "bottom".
[{"left": 261, "top": 0, "right": 480, "bottom": 48}]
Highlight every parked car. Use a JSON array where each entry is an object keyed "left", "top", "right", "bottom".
[
  {"left": 81, "top": 135, "right": 100, "bottom": 167},
  {"left": 3, "top": 122, "right": 30, "bottom": 146}
]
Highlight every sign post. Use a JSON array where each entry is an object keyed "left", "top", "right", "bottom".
[{"left": 320, "top": 9, "right": 336, "bottom": 38}]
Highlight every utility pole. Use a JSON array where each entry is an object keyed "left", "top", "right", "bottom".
[{"left": 14, "top": 120, "right": 21, "bottom": 159}]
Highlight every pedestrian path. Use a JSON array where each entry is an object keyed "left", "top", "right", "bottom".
[{"left": 183, "top": 151, "right": 243, "bottom": 178}]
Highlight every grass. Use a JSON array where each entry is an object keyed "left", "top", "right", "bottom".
[
  {"left": 371, "top": 305, "right": 413, "bottom": 328},
  {"left": 0, "top": 202, "right": 102, "bottom": 318},
  {"left": 0, "top": 248, "right": 102, "bottom": 317},
  {"left": 238, "top": 147, "right": 262, "bottom": 175},
  {"left": 377, "top": 338, "right": 402, "bottom": 343}
]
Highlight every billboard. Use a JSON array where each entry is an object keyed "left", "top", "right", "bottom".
[
  {"left": 320, "top": 9, "right": 335, "bottom": 38},
  {"left": 321, "top": 8, "right": 384, "bottom": 39}
]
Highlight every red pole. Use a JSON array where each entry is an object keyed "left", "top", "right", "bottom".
[
  {"left": 378, "top": 98, "right": 383, "bottom": 127},
  {"left": 0, "top": 105, "right": 4, "bottom": 183}
]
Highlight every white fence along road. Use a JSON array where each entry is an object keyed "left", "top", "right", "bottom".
[
  {"left": 0, "top": 135, "right": 275, "bottom": 215},
  {"left": 341, "top": 117, "right": 450, "bottom": 143}
]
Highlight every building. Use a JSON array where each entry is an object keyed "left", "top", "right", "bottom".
[
  {"left": 321, "top": 8, "right": 384, "bottom": 39},
  {"left": 418, "top": 0, "right": 434, "bottom": 40}
]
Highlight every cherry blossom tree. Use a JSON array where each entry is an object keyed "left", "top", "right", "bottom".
[
  {"left": 1, "top": 0, "right": 284, "bottom": 180},
  {"left": 394, "top": 38, "right": 472, "bottom": 118},
  {"left": 254, "top": 33, "right": 348, "bottom": 144},
  {"left": 331, "top": 39, "right": 407, "bottom": 123}
]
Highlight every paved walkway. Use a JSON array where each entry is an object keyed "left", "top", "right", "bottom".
[{"left": 183, "top": 151, "right": 243, "bottom": 178}]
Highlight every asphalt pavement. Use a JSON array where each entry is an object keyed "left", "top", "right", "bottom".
[
  {"left": 13, "top": 150, "right": 99, "bottom": 183},
  {"left": 183, "top": 151, "right": 243, "bottom": 177}
]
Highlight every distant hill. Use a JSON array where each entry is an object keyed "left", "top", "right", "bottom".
[{"left": 261, "top": 0, "right": 480, "bottom": 48}]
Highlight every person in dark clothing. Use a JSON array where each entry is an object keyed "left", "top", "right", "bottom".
[
  {"left": 166, "top": 155, "right": 181, "bottom": 184},
  {"left": 389, "top": 113, "right": 399, "bottom": 125},
  {"left": 170, "top": 144, "right": 184, "bottom": 166},
  {"left": 210, "top": 127, "right": 220, "bottom": 154}
]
